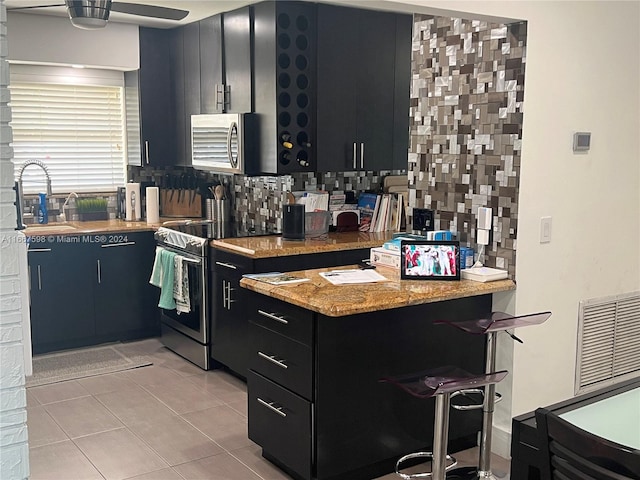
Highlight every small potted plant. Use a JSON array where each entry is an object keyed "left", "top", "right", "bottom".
[{"left": 76, "top": 197, "right": 109, "bottom": 221}]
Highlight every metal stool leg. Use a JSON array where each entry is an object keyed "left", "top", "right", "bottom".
[{"left": 432, "top": 392, "right": 450, "bottom": 480}]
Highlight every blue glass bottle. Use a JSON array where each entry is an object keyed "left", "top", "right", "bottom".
[{"left": 37, "top": 193, "right": 48, "bottom": 224}]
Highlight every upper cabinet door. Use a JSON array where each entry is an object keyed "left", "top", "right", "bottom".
[
  {"left": 392, "top": 14, "right": 412, "bottom": 171},
  {"left": 138, "top": 27, "right": 176, "bottom": 167},
  {"left": 200, "top": 14, "right": 224, "bottom": 114},
  {"left": 355, "top": 10, "right": 396, "bottom": 171},
  {"left": 315, "top": 5, "right": 411, "bottom": 173},
  {"left": 315, "top": 4, "right": 358, "bottom": 173},
  {"left": 223, "top": 6, "right": 253, "bottom": 113}
]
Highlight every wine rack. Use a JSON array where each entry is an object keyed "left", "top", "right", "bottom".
[{"left": 274, "top": 2, "right": 316, "bottom": 172}]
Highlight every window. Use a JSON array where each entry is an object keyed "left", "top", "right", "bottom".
[{"left": 9, "top": 65, "right": 127, "bottom": 194}]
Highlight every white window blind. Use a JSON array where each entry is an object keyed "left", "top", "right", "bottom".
[{"left": 10, "top": 82, "right": 127, "bottom": 194}]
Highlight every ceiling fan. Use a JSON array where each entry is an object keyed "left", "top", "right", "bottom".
[{"left": 9, "top": 0, "right": 189, "bottom": 30}]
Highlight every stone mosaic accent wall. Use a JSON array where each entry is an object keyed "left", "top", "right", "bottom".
[
  {"left": 130, "top": 166, "right": 402, "bottom": 232},
  {"left": 409, "top": 15, "right": 526, "bottom": 276}
]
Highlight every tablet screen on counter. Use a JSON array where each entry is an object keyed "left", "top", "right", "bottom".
[{"left": 400, "top": 240, "right": 460, "bottom": 281}]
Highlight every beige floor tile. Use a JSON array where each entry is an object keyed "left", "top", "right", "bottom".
[
  {"left": 226, "top": 399, "right": 248, "bottom": 417},
  {"left": 26, "top": 406, "right": 69, "bottom": 448},
  {"left": 185, "top": 370, "right": 248, "bottom": 404},
  {"left": 182, "top": 404, "right": 252, "bottom": 452},
  {"left": 123, "top": 467, "right": 185, "bottom": 480},
  {"left": 26, "top": 389, "right": 41, "bottom": 407},
  {"left": 96, "top": 384, "right": 177, "bottom": 426},
  {"left": 121, "top": 364, "right": 183, "bottom": 386},
  {"left": 29, "top": 439, "right": 103, "bottom": 480},
  {"left": 173, "top": 453, "right": 262, "bottom": 480},
  {"left": 129, "top": 414, "right": 224, "bottom": 466},
  {"left": 45, "top": 395, "right": 123, "bottom": 438},
  {"left": 142, "top": 376, "right": 225, "bottom": 414},
  {"left": 230, "top": 444, "right": 294, "bottom": 480},
  {"left": 77, "top": 371, "right": 138, "bottom": 395},
  {"left": 28, "top": 380, "right": 90, "bottom": 405},
  {"left": 74, "top": 427, "right": 168, "bottom": 480}
]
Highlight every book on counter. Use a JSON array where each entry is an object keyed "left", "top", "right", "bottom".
[{"left": 242, "top": 272, "right": 310, "bottom": 285}]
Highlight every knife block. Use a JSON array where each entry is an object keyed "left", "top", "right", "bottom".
[{"left": 160, "top": 189, "right": 202, "bottom": 218}]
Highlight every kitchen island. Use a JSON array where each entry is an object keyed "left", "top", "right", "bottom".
[{"left": 240, "top": 265, "right": 515, "bottom": 480}]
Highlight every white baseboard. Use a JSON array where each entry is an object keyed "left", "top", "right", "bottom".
[{"left": 492, "top": 425, "right": 512, "bottom": 459}]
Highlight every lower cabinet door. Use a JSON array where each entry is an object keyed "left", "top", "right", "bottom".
[{"left": 248, "top": 370, "right": 312, "bottom": 480}]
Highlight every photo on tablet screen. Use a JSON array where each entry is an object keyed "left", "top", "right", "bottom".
[{"left": 400, "top": 240, "right": 460, "bottom": 281}]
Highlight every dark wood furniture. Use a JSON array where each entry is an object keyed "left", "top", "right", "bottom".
[
  {"left": 511, "top": 377, "right": 640, "bottom": 480},
  {"left": 535, "top": 407, "right": 640, "bottom": 479},
  {"left": 27, "top": 231, "right": 159, "bottom": 354},
  {"left": 244, "top": 288, "right": 495, "bottom": 479},
  {"left": 316, "top": 4, "right": 411, "bottom": 172},
  {"left": 136, "top": 27, "right": 176, "bottom": 167},
  {"left": 209, "top": 246, "right": 371, "bottom": 378}
]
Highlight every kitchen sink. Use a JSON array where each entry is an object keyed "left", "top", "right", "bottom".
[{"left": 24, "top": 224, "right": 77, "bottom": 233}]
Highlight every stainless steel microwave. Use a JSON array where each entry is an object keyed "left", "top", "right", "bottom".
[{"left": 191, "top": 113, "right": 255, "bottom": 174}]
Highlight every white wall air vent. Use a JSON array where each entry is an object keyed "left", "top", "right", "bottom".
[{"left": 576, "top": 292, "right": 640, "bottom": 394}]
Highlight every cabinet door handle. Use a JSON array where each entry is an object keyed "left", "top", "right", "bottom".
[
  {"left": 352, "top": 143, "right": 357, "bottom": 169},
  {"left": 144, "top": 140, "right": 150, "bottom": 165},
  {"left": 97, "top": 260, "right": 101, "bottom": 284},
  {"left": 257, "top": 310, "right": 289, "bottom": 325},
  {"left": 37, "top": 265, "right": 42, "bottom": 291},
  {"left": 222, "top": 280, "right": 228, "bottom": 308},
  {"left": 215, "top": 84, "right": 224, "bottom": 110},
  {"left": 258, "top": 351, "right": 288, "bottom": 369},
  {"left": 101, "top": 242, "right": 135, "bottom": 248},
  {"left": 257, "top": 397, "right": 287, "bottom": 417},
  {"left": 360, "top": 142, "right": 364, "bottom": 169},
  {"left": 215, "top": 261, "right": 237, "bottom": 270},
  {"left": 227, "top": 284, "right": 235, "bottom": 309},
  {"left": 29, "top": 248, "right": 52, "bottom": 253},
  {"left": 224, "top": 85, "right": 231, "bottom": 110}
]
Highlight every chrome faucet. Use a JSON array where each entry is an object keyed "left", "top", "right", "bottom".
[{"left": 16, "top": 159, "right": 53, "bottom": 229}]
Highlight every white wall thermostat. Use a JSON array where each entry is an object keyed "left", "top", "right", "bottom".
[{"left": 573, "top": 132, "right": 591, "bottom": 152}]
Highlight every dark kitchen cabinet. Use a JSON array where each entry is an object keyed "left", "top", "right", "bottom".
[
  {"left": 222, "top": 7, "right": 253, "bottom": 113},
  {"left": 210, "top": 249, "right": 252, "bottom": 376},
  {"left": 246, "top": 291, "right": 489, "bottom": 480},
  {"left": 316, "top": 4, "right": 411, "bottom": 172},
  {"left": 170, "top": 23, "right": 201, "bottom": 166},
  {"left": 138, "top": 27, "right": 176, "bottom": 167},
  {"left": 28, "top": 241, "right": 95, "bottom": 354},
  {"left": 27, "top": 232, "right": 159, "bottom": 354},
  {"left": 199, "top": 14, "right": 224, "bottom": 113},
  {"left": 199, "top": 7, "right": 253, "bottom": 114},
  {"left": 94, "top": 233, "right": 159, "bottom": 341},
  {"left": 210, "top": 246, "right": 371, "bottom": 378}
]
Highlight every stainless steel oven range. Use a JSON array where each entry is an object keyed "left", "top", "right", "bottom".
[{"left": 154, "top": 224, "right": 210, "bottom": 369}]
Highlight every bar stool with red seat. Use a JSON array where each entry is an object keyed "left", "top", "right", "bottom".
[
  {"left": 435, "top": 311, "right": 552, "bottom": 480},
  {"left": 381, "top": 366, "right": 509, "bottom": 480}
]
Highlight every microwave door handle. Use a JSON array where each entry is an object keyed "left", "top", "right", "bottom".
[{"left": 227, "top": 122, "right": 239, "bottom": 169}]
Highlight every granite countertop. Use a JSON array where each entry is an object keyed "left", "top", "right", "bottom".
[
  {"left": 21, "top": 219, "right": 170, "bottom": 236},
  {"left": 240, "top": 264, "right": 516, "bottom": 317},
  {"left": 212, "top": 231, "right": 395, "bottom": 258}
]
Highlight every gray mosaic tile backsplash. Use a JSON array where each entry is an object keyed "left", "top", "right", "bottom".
[{"left": 409, "top": 15, "right": 526, "bottom": 276}]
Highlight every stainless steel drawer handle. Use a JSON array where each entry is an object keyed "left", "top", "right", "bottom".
[
  {"left": 257, "top": 310, "right": 289, "bottom": 325},
  {"left": 28, "top": 248, "right": 52, "bottom": 252},
  {"left": 101, "top": 242, "right": 135, "bottom": 248},
  {"left": 258, "top": 351, "right": 288, "bottom": 369},
  {"left": 215, "top": 261, "right": 237, "bottom": 270},
  {"left": 257, "top": 397, "right": 287, "bottom": 417}
]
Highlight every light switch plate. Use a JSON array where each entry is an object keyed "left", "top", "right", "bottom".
[{"left": 540, "top": 216, "right": 552, "bottom": 243}]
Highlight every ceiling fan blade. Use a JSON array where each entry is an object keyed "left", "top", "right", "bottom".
[
  {"left": 111, "top": 2, "right": 188, "bottom": 21},
  {"left": 7, "top": 4, "right": 65, "bottom": 11}
]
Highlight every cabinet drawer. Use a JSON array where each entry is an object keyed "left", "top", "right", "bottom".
[
  {"left": 248, "top": 370, "right": 312, "bottom": 480},
  {"left": 249, "top": 322, "right": 312, "bottom": 399},
  {"left": 249, "top": 294, "right": 313, "bottom": 346}
]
